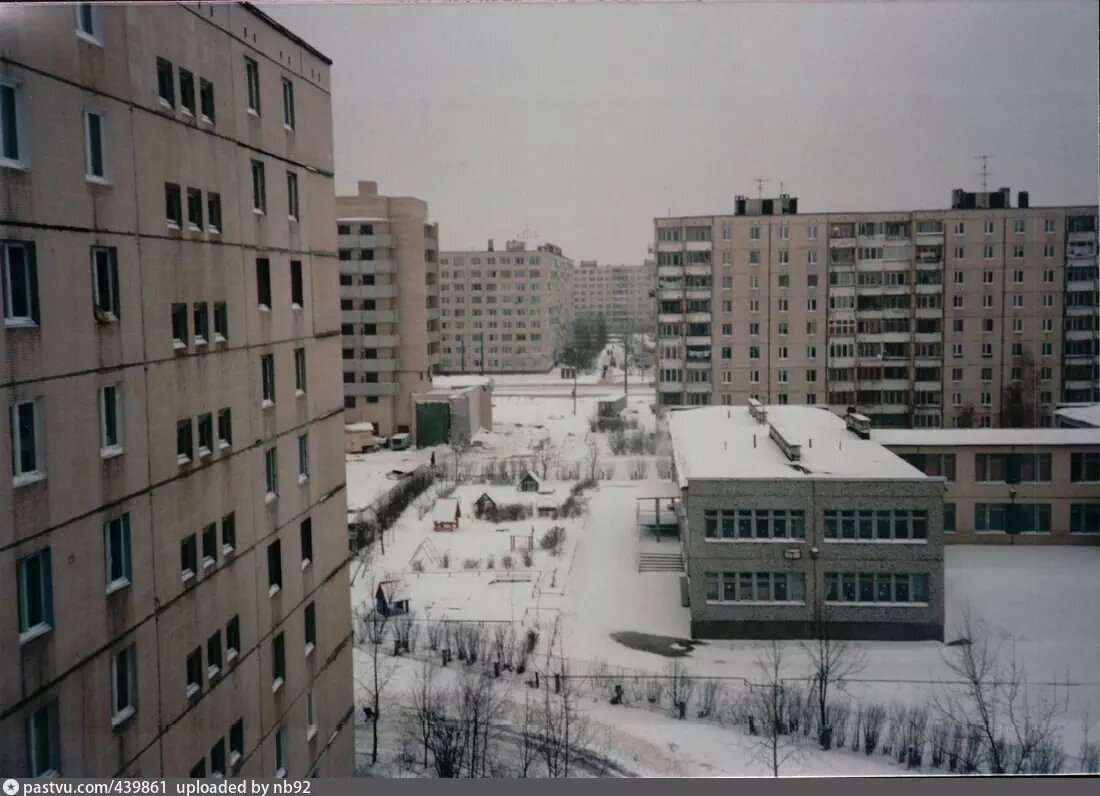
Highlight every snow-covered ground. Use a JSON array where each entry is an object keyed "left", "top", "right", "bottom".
[{"left": 346, "top": 374, "right": 1100, "bottom": 776}]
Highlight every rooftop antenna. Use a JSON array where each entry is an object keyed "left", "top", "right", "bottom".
[
  {"left": 754, "top": 178, "right": 768, "bottom": 199},
  {"left": 975, "top": 154, "right": 993, "bottom": 192},
  {"left": 517, "top": 225, "right": 538, "bottom": 247},
  {"left": 779, "top": 180, "right": 784, "bottom": 196}
]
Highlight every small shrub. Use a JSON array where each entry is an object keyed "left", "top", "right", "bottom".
[
  {"left": 862, "top": 703, "right": 885, "bottom": 755},
  {"left": 411, "top": 560, "right": 424, "bottom": 573},
  {"left": 645, "top": 677, "right": 662, "bottom": 705},
  {"left": 572, "top": 478, "right": 598, "bottom": 495},
  {"left": 486, "top": 555, "right": 495, "bottom": 569},
  {"left": 496, "top": 502, "right": 534, "bottom": 522},
  {"left": 502, "top": 555, "right": 513, "bottom": 570},
  {"left": 462, "top": 557, "right": 480, "bottom": 570},
  {"left": 539, "top": 526, "right": 567, "bottom": 556},
  {"left": 440, "top": 551, "right": 451, "bottom": 569},
  {"left": 522, "top": 550, "right": 533, "bottom": 567},
  {"left": 524, "top": 627, "right": 539, "bottom": 654}
]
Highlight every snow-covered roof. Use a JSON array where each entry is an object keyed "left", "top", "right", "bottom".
[
  {"left": 1054, "top": 403, "right": 1100, "bottom": 429},
  {"left": 345, "top": 422, "right": 375, "bottom": 433},
  {"left": 634, "top": 480, "right": 682, "bottom": 500},
  {"left": 874, "top": 427, "right": 1100, "bottom": 448},
  {"left": 599, "top": 392, "right": 626, "bottom": 403},
  {"left": 432, "top": 498, "right": 460, "bottom": 521},
  {"left": 668, "top": 405, "right": 926, "bottom": 486}
]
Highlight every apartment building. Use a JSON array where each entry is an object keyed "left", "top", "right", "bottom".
[
  {"left": 572, "top": 259, "right": 657, "bottom": 334},
  {"left": 438, "top": 240, "right": 575, "bottom": 373},
  {"left": 669, "top": 402, "right": 945, "bottom": 641},
  {"left": 877, "top": 427, "right": 1100, "bottom": 544},
  {"left": 655, "top": 189, "right": 1099, "bottom": 429},
  {"left": 336, "top": 181, "right": 440, "bottom": 437},
  {"left": 1, "top": 3, "right": 352, "bottom": 778}
]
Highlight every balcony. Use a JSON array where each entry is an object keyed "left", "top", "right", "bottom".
[
  {"left": 427, "top": 329, "right": 441, "bottom": 343},
  {"left": 1066, "top": 303, "right": 1097, "bottom": 316},
  {"left": 685, "top": 288, "right": 712, "bottom": 300},
  {"left": 338, "top": 233, "right": 393, "bottom": 250},
  {"left": 659, "top": 287, "right": 684, "bottom": 301},
  {"left": 685, "top": 240, "right": 713, "bottom": 252},
  {"left": 358, "top": 334, "right": 398, "bottom": 347},
  {"left": 684, "top": 264, "right": 712, "bottom": 277},
  {"left": 659, "top": 358, "right": 684, "bottom": 368},
  {"left": 658, "top": 313, "right": 684, "bottom": 324},
  {"left": 342, "top": 309, "right": 400, "bottom": 324},
  {"left": 343, "top": 284, "right": 397, "bottom": 300},
  {"left": 685, "top": 312, "right": 712, "bottom": 324},
  {"left": 916, "top": 258, "right": 943, "bottom": 270},
  {"left": 656, "top": 241, "right": 684, "bottom": 253},
  {"left": 686, "top": 381, "right": 712, "bottom": 393},
  {"left": 661, "top": 380, "right": 684, "bottom": 391},
  {"left": 658, "top": 265, "right": 685, "bottom": 278},
  {"left": 685, "top": 335, "right": 712, "bottom": 347},
  {"left": 346, "top": 382, "right": 399, "bottom": 397},
  {"left": 355, "top": 358, "right": 398, "bottom": 372},
  {"left": 340, "top": 258, "right": 396, "bottom": 274}
]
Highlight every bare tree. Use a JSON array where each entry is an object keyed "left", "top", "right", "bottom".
[
  {"left": 665, "top": 659, "right": 695, "bottom": 719},
  {"left": 747, "top": 641, "right": 801, "bottom": 777},
  {"left": 356, "top": 601, "right": 397, "bottom": 766},
  {"left": 1000, "top": 349, "right": 1039, "bottom": 428},
  {"left": 933, "top": 607, "right": 1069, "bottom": 774},
  {"left": 956, "top": 403, "right": 978, "bottom": 429},
  {"left": 583, "top": 434, "right": 602, "bottom": 481},
  {"left": 516, "top": 684, "right": 540, "bottom": 777},
  {"left": 406, "top": 656, "right": 440, "bottom": 770},
  {"left": 803, "top": 609, "right": 867, "bottom": 749},
  {"left": 532, "top": 437, "right": 559, "bottom": 480},
  {"left": 449, "top": 440, "right": 470, "bottom": 483},
  {"left": 457, "top": 669, "right": 507, "bottom": 777}
]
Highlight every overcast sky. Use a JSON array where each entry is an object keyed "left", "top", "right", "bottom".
[{"left": 267, "top": 1, "right": 1099, "bottom": 263}]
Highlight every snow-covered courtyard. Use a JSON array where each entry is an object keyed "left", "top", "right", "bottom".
[{"left": 346, "top": 370, "right": 1100, "bottom": 776}]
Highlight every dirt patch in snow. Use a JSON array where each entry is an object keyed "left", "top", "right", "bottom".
[{"left": 610, "top": 631, "right": 704, "bottom": 658}]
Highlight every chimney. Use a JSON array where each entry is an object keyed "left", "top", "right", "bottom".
[
  {"left": 488, "top": 238, "right": 494, "bottom": 252},
  {"left": 1018, "top": 191, "right": 1029, "bottom": 209}
]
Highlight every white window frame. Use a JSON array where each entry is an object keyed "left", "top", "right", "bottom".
[
  {"left": 110, "top": 644, "right": 137, "bottom": 727},
  {"left": 264, "top": 447, "right": 278, "bottom": 503},
  {"left": 17, "top": 547, "right": 53, "bottom": 643},
  {"left": 286, "top": 171, "right": 299, "bottom": 221},
  {"left": 83, "top": 109, "right": 109, "bottom": 183},
  {"left": 0, "top": 78, "right": 28, "bottom": 170},
  {"left": 275, "top": 725, "right": 287, "bottom": 778},
  {"left": 99, "top": 383, "right": 123, "bottom": 457},
  {"left": 261, "top": 354, "right": 275, "bottom": 407},
  {"left": 104, "top": 513, "right": 132, "bottom": 594},
  {"left": 281, "top": 78, "right": 295, "bottom": 130},
  {"left": 26, "top": 701, "right": 61, "bottom": 777},
  {"left": 2, "top": 240, "right": 38, "bottom": 326},
  {"left": 297, "top": 433, "right": 309, "bottom": 483},
  {"left": 306, "top": 691, "right": 317, "bottom": 741},
  {"left": 74, "top": 3, "right": 102, "bottom": 45},
  {"left": 245, "top": 57, "right": 261, "bottom": 115},
  {"left": 91, "top": 247, "right": 119, "bottom": 322},
  {"left": 11, "top": 397, "right": 46, "bottom": 486}
]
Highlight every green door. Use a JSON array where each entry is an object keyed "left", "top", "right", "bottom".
[{"left": 416, "top": 402, "right": 451, "bottom": 448}]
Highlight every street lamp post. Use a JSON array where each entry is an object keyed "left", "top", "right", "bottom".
[{"left": 1008, "top": 484, "right": 1018, "bottom": 546}]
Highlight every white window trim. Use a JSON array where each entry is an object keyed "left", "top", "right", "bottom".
[
  {"left": 83, "top": 108, "right": 110, "bottom": 184},
  {"left": 271, "top": 676, "right": 285, "bottom": 694},
  {"left": 304, "top": 641, "right": 315, "bottom": 658},
  {"left": 11, "top": 398, "right": 46, "bottom": 486},
  {"left": 825, "top": 599, "right": 930, "bottom": 608},
  {"left": 110, "top": 647, "right": 136, "bottom": 728},
  {"left": 181, "top": 568, "right": 195, "bottom": 584},
  {"left": 704, "top": 598, "right": 807, "bottom": 607},
  {"left": 227, "top": 646, "right": 239, "bottom": 664},
  {"left": 19, "top": 622, "right": 52, "bottom": 646},
  {"left": 0, "top": 78, "right": 29, "bottom": 170},
  {"left": 74, "top": 3, "right": 103, "bottom": 45},
  {"left": 185, "top": 682, "right": 200, "bottom": 699},
  {"left": 99, "top": 384, "right": 124, "bottom": 457}
]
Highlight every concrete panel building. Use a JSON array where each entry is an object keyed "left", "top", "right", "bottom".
[
  {"left": 876, "top": 427, "right": 1100, "bottom": 544},
  {"left": 669, "top": 402, "right": 944, "bottom": 640},
  {"left": 336, "top": 181, "right": 441, "bottom": 437},
  {"left": 572, "top": 260, "right": 657, "bottom": 334},
  {"left": 438, "top": 240, "right": 575, "bottom": 373},
  {"left": 655, "top": 190, "right": 1098, "bottom": 429},
  {"left": 1, "top": 2, "right": 352, "bottom": 778}
]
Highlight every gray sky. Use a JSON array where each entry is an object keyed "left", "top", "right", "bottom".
[{"left": 267, "top": 1, "right": 1099, "bottom": 263}]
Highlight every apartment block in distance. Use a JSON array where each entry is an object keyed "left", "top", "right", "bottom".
[
  {"left": 876, "top": 426, "right": 1100, "bottom": 544},
  {"left": 669, "top": 402, "right": 945, "bottom": 641},
  {"left": 572, "top": 259, "right": 657, "bottom": 334},
  {"left": 654, "top": 189, "right": 1098, "bottom": 429},
  {"left": 336, "top": 180, "right": 441, "bottom": 437},
  {"left": 438, "top": 239, "right": 575, "bottom": 373},
  {"left": 1, "top": 2, "right": 353, "bottom": 778}
]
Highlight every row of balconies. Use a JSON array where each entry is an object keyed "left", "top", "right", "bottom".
[
  {"left": 341, "top": 284, "right": 398, "bottom": 300},
  {"left": 337, "top": 233, "right": 394, "bottom": 250},
  {"left": 341, "top": 309, "right": 399, "bottom": 324},
  {"left": 343, "top": 358, "right": 398, "bottom": 372}
]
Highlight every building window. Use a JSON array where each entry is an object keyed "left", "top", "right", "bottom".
[
  {"left": 207, "top": 630, "right": 222, "bottom": 678},
  {"left": 193, "top": 303, "right": 209, "bottom": 345},
  {"left": 261, "top": 354, "right": 275, "bottom": 405},
  {"left": 272, "top": 633, "right": 286, "bottom": 692},
  {"left": 176, "top": 418, "right": 193, "bottom": 464},
  {"left": 11, "top": 398, "right": 44, "bottom": 482},
  {"left": 256, "top": 258, "right": 272, "bottom": 309},
  {"left": 211, "top": 738, "right": 227, "bottom": 778},
  {"left": 213, "top": 302, "right": 228, "bottom": 342},
  {"left": 179, "top": 69, "right": 196, "bottom": 116},
  {"left": 282, "top": 78, "right": 295, "bottom": 129},
  {"left": 25, "top": 701, "right": 61, "bottom": 776},
  {"left": 180, "top": 533, "right": 197, "bottom": 582},
  {"left": 297, "top": 433, "right": 309, "bottom": 481},
  {"left": 275, "top": 725, "right": 287, "bottom": 777},
  {"left": 251, "top": 160, "right": 266, "bottom": 213},
  {"left": 306, "top": 691, "right": 317, "bottom": 739},
  {"left": 226, "top": 616, "right": 240, "bottom": 662},
  {"left": 103, "top": 514, "right": 132, "bottom": 592},
  {"left": 165, "top": 183, "right": 182, "bottom": 227},
  {"left": 207, "top": 192, "right": 222, "bottom": 233},
  {"left": 823, "top": 509, "right": 928, "bottom": 541},
  {"left": 215, "top": 407, "right": 232, "bottom": 450},
  {"left": 1013, "top": 219, "right": 1025, "bottom": 234},
  {"left": 230, "top": 719, "right": 244, "bottom": 767},
  {"left": 185, "top": 647, "right": 203, "bottom": 697},
  {"left": 1070, "top": 504, "right": 1100, "bottom": 534},
  {"left": 0, "top": 79, "right": 27, "bottom": 167},
  {"left": 186, "top": 187, "right": 203, "bottom": 230},
  {"left": 244, "top": 57, "right": 260, "bottom": 113},
  {"left": 290, "top": 260, "right": 304, "bottom": 307},
  {"left": 703, "top": 571, "right": 806, "bottom": 603},
  {"left": 287, "top": 171, "right": 299, "bottom": 220},
  {"left": 156, "top": 58, "right": 175, "bottom": 107},
  {"left": 294, "top": 347, "right": 307, "bottom": 394},
  {"left": 110, "top": 644, "right": 137, "bottom": 725},
  {"left": 90, "top": 247, "right": 120, "bottom": 321},
  {"left": 3, "top": 241, "right": 40, "bottom": 326},
  {"left": 703, "top": 509, "right": 806, "bottom": 540},
  {"left": 825, "top": 572, "right": 929, "bottom": 605},
  {"left": 221, "top": 512, "right": 236, "bottom": 554},
  {"left": 1071, "top": 452, "right": 1100, "bottom": 483},
  {"left": 83, "top": 110, "right": 108, "bottom": 180},
  {"left": 264, "top": 448, "right": 278, "bottom": 500},
  {"left": 17, "top": 548, "right": 53, "bottom": 640},
  {"left": 200, "top": 78, "right": 215, "bottom": 123},
  {"left": 171, "top": 302, "right": 187, "bottom": 348},
  {"left": 943, "top": 503, "right": 956, "bottom": 533},
  {"left": 304, "top": 601, "right": 317, "bottom": 655},
  {"left": 95, "top": 383, "right": 124, "bottom": 454},
  {"left": 300, "top": 518, "right": 313, "bottom": 568}
]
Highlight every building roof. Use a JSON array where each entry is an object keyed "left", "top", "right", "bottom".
[
  {"left": 240, "top": 3, "right": 332, "bottom": 65},
  {"left": 600, "top": 392, "right": 626, "bottom": 403},
  {"left": 345, "top": 422, "right": 374, "bottom": 433},
  {"left": 874, "top": 428, "right": 1100, "bottom": 448},
  {"left": 667, "top": 405, "right": 926, "bottom": 485},
  {"left": 1054, "top": 404, "right": 1100, "bottom": 428},
  {"left": 432, "top": 498, "right": 460, "bottom": 522}
]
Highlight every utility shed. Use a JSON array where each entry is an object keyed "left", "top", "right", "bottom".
[
  {"left": 432, "top": 498, "right": 461, "bottom": 532},
  {"left": 598, "top": 392, "right": 627, "bottom": 418}
]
